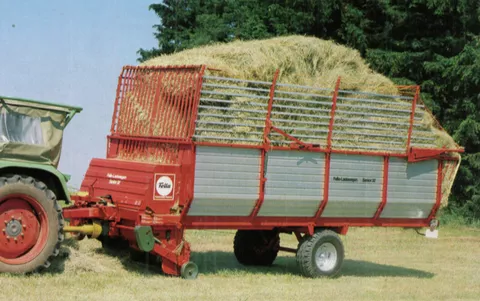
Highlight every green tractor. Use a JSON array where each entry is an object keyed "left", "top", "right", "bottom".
[{"left": 0, "top": 96, "right": 81, "bottom": 273}]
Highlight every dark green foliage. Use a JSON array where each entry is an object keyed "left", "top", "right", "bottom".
[{"left": 139, "top": 0, "right": 480, "bottom": 222}]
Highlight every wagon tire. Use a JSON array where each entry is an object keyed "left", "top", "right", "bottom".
[
  {"left": 0, "top": 175, "right": 63, "bottom": 274},
  {"left": 296, "top": 230, "right": 344, "bottom": 278},
  {"left": 234, "top": 230, "right": 280, "bottom": 266}
]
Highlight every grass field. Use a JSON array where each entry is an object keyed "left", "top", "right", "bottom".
[{"left": 1, "top": 226, "right": 479, "bottom": 301}]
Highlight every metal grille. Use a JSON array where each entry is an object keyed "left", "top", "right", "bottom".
[
  {"left": 193, "top": 76, "right": 270, "bottom": 144},
  {"left": 193, "top": 74, "right": 439, "bottom": 153},
  {"left": 111, "top": 65, "right": 204, "bottom": 140}
]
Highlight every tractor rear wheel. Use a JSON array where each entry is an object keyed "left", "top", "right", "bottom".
[
  {"left": 296, "top": 229, "right": 344, "bottom": 278},
  {"left": 0, "top": 175, "right": 63, "bottom": 274},
  {"left": 233, "top": 230, "right": 280, "bottom": 266}
]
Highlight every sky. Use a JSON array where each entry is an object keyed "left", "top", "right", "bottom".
[{"left": 0, "top": 1, "right": 159, "bottom": 188}]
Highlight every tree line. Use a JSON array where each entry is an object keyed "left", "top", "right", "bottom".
[{"left": 138, "top": 0, "right": 480, "bottom": 222}]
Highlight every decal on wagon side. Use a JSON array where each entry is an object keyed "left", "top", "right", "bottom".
[{"left": 153, "top": 174, "right": 175, "bottom": 200}]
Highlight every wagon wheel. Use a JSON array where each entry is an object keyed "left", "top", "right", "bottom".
[
  {"left": 296, "top": 229, "right": 344, "bottom": 278},
  {"left": 233, "top": 230, "right": 280, "bottom": 266},
  {"left": 0, "top": 175, "right": 63, "bottom": 273}
]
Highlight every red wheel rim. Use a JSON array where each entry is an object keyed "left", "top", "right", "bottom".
[{"left": 0, "top": 194, "right": 49, "bottom": 265}]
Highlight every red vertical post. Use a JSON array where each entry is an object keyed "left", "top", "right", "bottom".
[
  {"left": 428, "top": 160, "right": 444, "bottom": 220},
  {"left": 314, "top": 77, "right": 341, "bottom": 220},
  {"left": 374, "top": 156, "right": 390, "bottom": 220},
  {"left": 250, "top": 69, "right": 280, "bottom": 218},
  {"left": 406, "top": 86, "right": 420, "bottom": 152},
  {"left": 326, "top": 77, "right": 341, "bottom": 149}
]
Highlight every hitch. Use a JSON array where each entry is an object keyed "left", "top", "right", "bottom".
[{"left": 63, "top": 221, "right": 103, "bottom": 238}]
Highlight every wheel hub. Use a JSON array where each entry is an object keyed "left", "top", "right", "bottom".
[
  {"left": 315, "top": 242, "right": 338, "bottom": 272},
  {"left": 6, "top": 219, "right": 22, "bottom": 237},
  {"left": 0, "top": 199, "right": 41, "bottom": 259}
]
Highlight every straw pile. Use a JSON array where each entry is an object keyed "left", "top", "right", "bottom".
[{"left": 128, "top": 35, "right": 460, "bottom": 206}]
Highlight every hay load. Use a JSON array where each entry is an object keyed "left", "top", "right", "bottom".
[{"left": 129, "top": 35, "right": 459, "bottom": 206}]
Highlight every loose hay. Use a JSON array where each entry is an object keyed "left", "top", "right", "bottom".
[{"left": 115, "top": 35, "right": 460, "bottom": 206}]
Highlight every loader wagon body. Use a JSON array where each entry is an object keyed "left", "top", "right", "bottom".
[{"left": 63, "top": 65, "right": 462, "bottom": 279}]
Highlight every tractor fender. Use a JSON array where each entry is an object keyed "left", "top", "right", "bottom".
[{"left": 0, "top": 161, "right": 71, "bottom": 204}]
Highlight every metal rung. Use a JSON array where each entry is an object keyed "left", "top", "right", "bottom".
[
  {"left": 411, "top": 143, "right": 437, "bottom": 148},
  {"left": 201, "top": 90, "right": 270, "bottom": 100},
  {"left": 274, "top": 89, "right": 332, "bottom": 99},
  {"left": 270, "top": 132, "right": 326, "bottom": 140},
  {"left": 272, "top": 104, "right": 331, "bottom": 113},
  {"left": 336, "top": 102, "right": 420, "bottom": 114},
  {"left": 198, "top": 105, "right": 266, "bottom": 114},
  {"left": 338, "top": 89, "right": 414, "bottom": 101},
  {"left": 336, "top": 109, "right": 421, "bottom": 121},
  {"left": 334, "top": 130, "right": 405, "bottom": 140},
  {"left": 276, "top": 82, "right": 333, "bottom": 92},
  {"left": 273, "top": 95, "right": 332, "bottom": 104},
  {"left": 271, "top": 111, "right": 332, "bottom": 119},
  {"left": 411, "top": 135, "right": 436, "bottom": 141},
  {"left": 331, "top": 143, "right": 405, "bottom": 152},
  {"left": 274, "top": 125, "right": 329, "bottom": 133},
  {"left": 273, "top": 96, "right": 332, "bottom": 106},
  {"left": 335, "top": 117, "right": 410, "bottom": 127},
  {"left": 198, "top": 113, "right": 266, "bottom": 121},
  {"left": 203, "top": 76, "right": 272, "bottom": 86},
  {"left": 332, "top": 137, "right": 404, "bottom": 145},
  {"left": 200, "top": 97, "right": 267, "bottom": 107},
  {"left": 334, "top": 123, "right": 408, "bottom": 132},
  {"left": 196, "top": 128, "right": 264, "bottom": 135},
  {"left": 195, "top": 120, "right": 265, "bottom": 128},
  {"left": 203, "top": 83, "right": 270, "bottom": 93},
  {"left": 271, "top": 118, "right": 330, "bottom": 127},
  {"left": 336, "top": 95, "right": 414, "bottom": 108},
  {"left": 193, "top": 135, "right": 262, "bottom": 142}
]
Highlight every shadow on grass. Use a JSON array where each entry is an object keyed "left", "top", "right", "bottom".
[
  {"left": 41, "top": 244, "right": 433, "bottom": 279},
  {"left": 44, "top": 238, "right": 80, "bottom": 274},
  {"left": 192, "top": 251, "right": 434, "bottom": 278},
  {"left": 92, "top": 244, "right": 165, "bottom": 275},
  {"left": 341, "top": 259, "right": 434, "bottom": 278}
]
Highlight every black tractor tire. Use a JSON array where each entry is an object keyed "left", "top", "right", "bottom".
[
  {"left": 0, "top": 175, "right": 63, "bottom": 274},
  {"left": 296, "top": 229, "right": 344, "bottom": 278},
  {"left": 233, "top": 230, "right": 280, "bottom": 266}
]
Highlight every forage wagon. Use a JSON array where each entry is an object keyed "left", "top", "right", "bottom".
[{"left": 0, "top": 65, "right": 463, "bottom": 278}]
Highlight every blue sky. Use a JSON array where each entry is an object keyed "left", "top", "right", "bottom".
[{"left": 0, "top": 1, "right": 159, "bottom": 188}]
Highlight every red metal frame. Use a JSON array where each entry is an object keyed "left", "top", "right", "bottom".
[
  {"left": 428, "top": 160, "right": 444, "bottom": 220},
  {"left": 373, "top": 157, "right": 389, "bottom": 219},
  {"left": 64, "top": 65, "right": 464, "bottom": 277},
  {"left": 406, "top": 86, "right": 420, "bottom": 151},
  {"left": 327, "top": 77, "right": 341, "bottom": 150},
  {"left": 313, "top": 78, "right": 341, "bottom": 220},
  {"left": 251, "top": 70, "right": 280, "bottom": 218}
]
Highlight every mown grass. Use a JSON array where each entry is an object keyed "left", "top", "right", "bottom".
[{"left": 1, "top": 226, "right": 479, "bottom": 301}]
